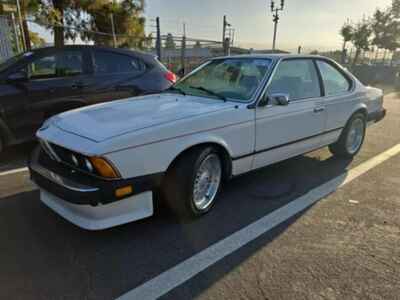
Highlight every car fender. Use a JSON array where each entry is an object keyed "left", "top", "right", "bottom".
[
  {"left": 105, "top": 131, "right": 239, "bottom": 179},
  {"left": 349, "top": 101, "right": 368, "bottom": 119}
]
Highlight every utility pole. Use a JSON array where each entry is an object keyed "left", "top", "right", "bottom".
[
  {"left": 15, "top": 0, "right": 26, "bottom": 51},
  {"left": 222, "top": 15, "right": 232, "bottom": 55},
  {"left": 180, "top": 22, "right": 186, "bottom": 75},
  {"left": 222, "top": 15, "right": 231, "bottom": 45},
  {"left": 110, "top": 13, "right": 117, "bottom": 47},
  {"left": 156, "top": 17, "right": 162, "bottom": 60},
  {"left": 270, "top": 0, "right": 285, "bottom": 52},
  {"left": 11, "top": 13, "right": 21, "bottom": 53}
]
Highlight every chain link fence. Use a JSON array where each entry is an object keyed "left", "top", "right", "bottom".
[{"left": 0, "top": 15, "right": 15, "bottom": 62}]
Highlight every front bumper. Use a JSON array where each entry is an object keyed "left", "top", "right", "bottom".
[
  {"left": 29, "top": 147, "right": 163, "bottom": 206},
  {"left": 29, "top": 147, "right": 162, "bottom": 230},
  {"left": 40, "top": 189, "right": 153, "bottom": 230}
]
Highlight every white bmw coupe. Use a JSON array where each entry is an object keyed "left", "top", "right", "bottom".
[{"left": 29, "top": 55, "right": 385, "bottom": 230}]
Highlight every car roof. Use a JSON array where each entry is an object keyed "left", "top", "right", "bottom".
[
  {"left": 29, "top": 45, "right": 155, "bottom": 60},
  {"left": 212, "top": 54, "right": 330, "bottom": 62}
]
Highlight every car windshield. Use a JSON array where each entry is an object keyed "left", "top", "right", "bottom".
[
  {"left": 173, "top": 58, "right": 272, "bottom": 102},
  {"left": 0, "top": 52, "right": 32, "bottom": 73}
]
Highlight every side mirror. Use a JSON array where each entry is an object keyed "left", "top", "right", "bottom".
[
  {"left": 177, "top": 68, "right": 185, "bottom": 78},
  {"left": 7, "top": 71, "right": 28, "bottom": 83},
  {"left": 270, "top": 93, "right": 290, "bottom": 106}
]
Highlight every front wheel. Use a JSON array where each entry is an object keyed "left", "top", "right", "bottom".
[
  {"left": 162, "top": 147, "right": 223, "bottom": 220},
  {"left": 329, "top": 112, "right": 366, "bottom": 158}
]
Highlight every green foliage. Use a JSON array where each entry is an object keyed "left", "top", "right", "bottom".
[
  {"left": 164, "top": 33, "right": 176, "bottom": 49},
  {"left": 29, "top": 30, "right": 46, "bottom": 47},
  {"left": 22, "top": 0, "right": 147, "bottom": 48},
  {"left": 340, "top": 23, "right": 354, "bottom": 44},
  {"left": 80, "top": 0, "right": 148, "bottom": 48},
  {"left": 194, "top": 41, "right": 202, "bottom": 48},
  {"left": 371, "top": 8, "right": 400, "bottom": 51}
]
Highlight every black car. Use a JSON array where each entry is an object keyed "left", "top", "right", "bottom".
[{"left": 0, "top": 45, "right": 176, "bottom": 152}]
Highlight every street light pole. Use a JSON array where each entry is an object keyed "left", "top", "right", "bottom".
[{"left": 270, "top": 0, "right": 285, "bottom": 52}]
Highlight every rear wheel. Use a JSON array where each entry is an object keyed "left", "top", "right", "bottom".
[
  {"left": 329, "top": 112, "right": 366, "bottom": 158},
  {"left": 162, "top": 147, "right": 223, "bottom": 220}
]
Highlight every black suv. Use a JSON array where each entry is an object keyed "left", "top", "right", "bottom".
[{"left": 0, "top": 45, "right": 176, "bottom": 153}]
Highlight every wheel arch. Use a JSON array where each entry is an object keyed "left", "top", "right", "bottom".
[
  {"left": 349, "top": 103, "right": 368, "bottom": 120},
  {"left": 165, "top": 141, "right": 233, "bottom": 181}
]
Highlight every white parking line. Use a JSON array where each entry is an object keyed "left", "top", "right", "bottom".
[
  {"left": 117, "top": 143, "right": 400, "bottom": 300},
  {"left": 0, "top": 167, "right": 28, "bottom": 177}
]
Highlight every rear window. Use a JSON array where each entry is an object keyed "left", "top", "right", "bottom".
[{"left": 93, "top": 51, "right": 146, "bottom": 74}]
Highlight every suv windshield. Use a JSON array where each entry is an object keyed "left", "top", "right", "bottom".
[{"left": 173, "top": 58, "right": 272, "bottom": 102}]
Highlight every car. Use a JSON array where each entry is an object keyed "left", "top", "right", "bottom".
[
  {"left": 28, "top": 54, "right": 386, "bottom": 230},
  {"left": 0, "top": 45, "right": 176, "bottom": 153}
]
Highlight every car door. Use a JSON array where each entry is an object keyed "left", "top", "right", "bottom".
[
  {"left": 253, "top": 58, "right": 326, "bottom": 170},
  {"left": 3, "top": 49, "right": 89, "bottom": 139},
  {"left": 315, "top": 59, "right": 354, "bottom": 145},
  {"left": 81, "top": 49, "right": 147, "bottom": 104}
]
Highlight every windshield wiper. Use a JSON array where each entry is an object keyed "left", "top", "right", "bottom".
[
  {"left": 189, "top": 85, "right": 227, "bottom": 101},
  {"left": 164, "top": 86, "right": 186, "bottom": 96}
]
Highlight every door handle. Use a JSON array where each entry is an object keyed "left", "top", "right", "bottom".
[
  {"left": 314, "top": 107, "right": 325, "bottom": 113},
  {"left": 72, "top": 81, "right": 88, "bottom": 90}
]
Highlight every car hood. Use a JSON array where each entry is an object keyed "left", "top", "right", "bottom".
[{"left": 51, "top": 93, "right": 236, "bottom": 142}]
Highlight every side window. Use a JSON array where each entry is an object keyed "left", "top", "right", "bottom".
[
  {"left": 316, "top": 60, "right": 351, "bottom": 96},
  {"left": 27, "top": 51, "right": 83, "bottom": 79},
  {"left": 267, "top": 59, "right": 321, "bottom": 101},
  {"left": 29, "top": 55, "right": 56, "bottom": 78},
  {"left": 93, "top": 51, "right": 145, "bottom": 74}
]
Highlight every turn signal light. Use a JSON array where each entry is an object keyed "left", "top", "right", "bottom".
[
  {"left": 89, "top": 157, "right": 120, "bottom": 179},
  {"left": 115, "top": 186, "right": 133, "bottom": 198}
]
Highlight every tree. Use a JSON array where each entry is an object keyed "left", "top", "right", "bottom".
[
  {"left": 164, "top": 33, "right": 176, "bottom": 49},
  {"left": 81, "top": 0, "right": 147, "bottom": 48},
  {"left": 29, "top": 30, "right": 46, "bottom": 48},
  {"left": 351, "top": 20, "right": 372, "bottom": 67},
  {"left": 371, "top": 8, "right": 400, "bottom": 64},
  {"left": 194, "top": 40, "right": 202, "bottom": 48},
  {"left": 393, "top": 0, "right": 400, "bottom": 18},
  {"left": 34, "top": 0, "right": 85, "bottom": 48},
  {"left": 340, "top": 23, "right": 354, "bottom": 63}
]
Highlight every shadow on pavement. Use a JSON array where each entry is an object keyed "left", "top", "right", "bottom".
[
  {"left": 0, "top": 141, "right": 36, "bottom": 172},
  {"left": 0, "top": 152, "right": 352, "bottom": 300}
]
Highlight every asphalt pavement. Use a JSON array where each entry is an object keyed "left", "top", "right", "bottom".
[{"left": 0, "top": 92, "right": 399, "bottom": 300}]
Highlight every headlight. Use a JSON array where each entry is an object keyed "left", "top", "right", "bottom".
[
  {"left": 89, "top": 157, "right": 120, "bottom": 179},
  {"left": 84, "top": 158, "right": 94, "bottom": 172},
  {"left": 71, "top": 154, "right": 79, "bottom": 166}
]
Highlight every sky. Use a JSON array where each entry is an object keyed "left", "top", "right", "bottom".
[
  {"left": 29, "top": 0, "right": 393, "bottom": 52},
  {"left": 144, "top": 0, "right": 393, "bottom": 52}
]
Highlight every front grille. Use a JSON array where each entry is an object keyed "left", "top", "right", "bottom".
[
  {"left": 39, "top": 139, "right": 99, "bottom": 176},
  {"left": 39, "top": 139, "right": 61, "bottom": 162}
]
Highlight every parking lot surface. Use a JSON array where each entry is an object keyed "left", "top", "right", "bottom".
[{"left": 0, "top": 92, "right": 399, "bottom": 300}]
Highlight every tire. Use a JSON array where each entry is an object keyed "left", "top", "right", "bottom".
[
  {"left": 329, "top": 112, "right": 366, "bottom": 159},
  {"left": 162, "top": 146, "right": 223, "bottom": 220}
]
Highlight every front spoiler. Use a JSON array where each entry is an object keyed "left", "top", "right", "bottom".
[{"left": 40, "top": 190, "right": 153, "bottom": 230}]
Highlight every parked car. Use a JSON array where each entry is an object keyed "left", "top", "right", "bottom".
[
  {"left": 0, "top": 45, "right": 176, "bottom": 153},
  {"left": 29, "top": 54, "right": 386, "bottom": 230}
]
